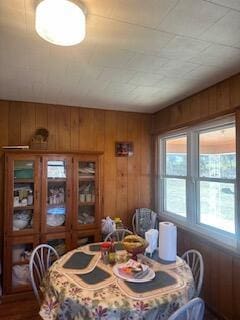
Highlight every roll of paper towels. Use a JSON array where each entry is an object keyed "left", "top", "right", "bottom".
[{"left": 158, "top": 222, "right": 177, "bottom": 261}]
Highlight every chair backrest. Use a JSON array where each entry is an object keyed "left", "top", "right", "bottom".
[
  {"left": 104, "top": 228, "right": 133, "bottom": 241},
  {"left": 29, "top": 244, "right": 59, "bottom": 305},
  {"left": 181, "top": 249, "right": 204, "bottom": 298},
  {"left": 132, "top": 208, "right": 157, "bottom": 237},
  {"left": 168, "top": 297, "right": 205, "bottom": 320}
]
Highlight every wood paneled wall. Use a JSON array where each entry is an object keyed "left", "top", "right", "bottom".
[
  {"left": 0, "top": 100, "right": 152, "bottom": 232},
  {"left": 153, "top": 73, "right": 240, "bottom": 320},
  {"left": 152, "top": 73, "right": 240, "bottom": 134},
  {"left": 177, "top": 227, "right": 240, "bottom": 320}
]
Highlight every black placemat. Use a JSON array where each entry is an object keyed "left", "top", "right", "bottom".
[
  {"left": 148, "top": 251, "right": 176, "bottom": 264},
  {"left": 63, "top": 252, "right": 94, "bottom": 269},
  {"left": 124, "top": 271, "right": 176, "bottom": 293},
  {"left": 89, "top": 242, "right": 124, "bottom": 252},
  {"left": 77, "top": 266, "right": 111, "bottom": 285}
]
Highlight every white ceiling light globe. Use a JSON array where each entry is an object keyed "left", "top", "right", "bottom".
[{"left": 35, "top": 0, "right": 86, "bottom": 46}]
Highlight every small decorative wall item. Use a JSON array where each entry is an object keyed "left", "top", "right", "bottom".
[
  {"left": 30, "top": 128, "right": 49, "bottom": 150},
  {"left": 115, "top": 142, "right": 133, "bottom": 157}
]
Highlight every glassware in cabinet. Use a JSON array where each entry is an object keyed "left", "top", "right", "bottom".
[
  {"left": 77, "top": 160, "right": 97, "bottom": 226},
  {"left": 6, "top": 155, "right": 40, "bottom": 235},
  {"left": 41, "top": 156, "right": 72, "bottom": 232},
  {"left": 4, "top": 235, "right": 39, "bottom": 294},
  {"left": 41, "top": 232, "right": 71, "bottom": 257},
  {"left": 72, "top": 229, "right": 100, "bottom": 249}
]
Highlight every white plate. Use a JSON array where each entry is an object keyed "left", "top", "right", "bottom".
[{"left": 113, "top": 263, "right": 155, "bottom": 283}]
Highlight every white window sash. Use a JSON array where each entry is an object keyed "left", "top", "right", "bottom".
[{"left": 157, "top": 115, "right": 237, "bottom": 249}]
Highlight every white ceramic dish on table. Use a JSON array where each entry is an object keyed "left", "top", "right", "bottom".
[{"left": 113, "top": 262, "right": 155, "bottom": 283}]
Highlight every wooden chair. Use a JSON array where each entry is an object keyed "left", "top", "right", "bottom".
[
  {"left": 168, "top": 297, "right": 205, "bottom": 320},
  {"left": 29, "top": 244, "right": 59, "bottom": 305},
  {"left": 181, "top": 249, "right": 204, "bottom": 297},
  {"left": 104, "top": 228, "right": 133, "bottom": 241}
]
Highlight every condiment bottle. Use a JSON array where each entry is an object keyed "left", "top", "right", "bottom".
[
  {"left": 100, "top": 242, "right": 111, "bottom": 264},
  {"left": 108, "top": 240, "right": 116, "bottom": 265}
]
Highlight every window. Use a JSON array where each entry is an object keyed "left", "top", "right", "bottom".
[
  {"left": 163, "top": 136, "right": 187, "bottom": 217},
  {"left": 198, "top": 126, "right": 236, "bottom": 234},
  {"left": 158, "top": 116, "right": 237, "bottom": 244}
]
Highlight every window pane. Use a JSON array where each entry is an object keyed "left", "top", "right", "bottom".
[
  {"left": 199, "top": 126, "right": 236, "bottom": 179},
  {"left": 166, "top": 136, "right": 187, "bottom": 176},
  {"left": 165, "top": 178, "right": 186, "bottom": 217},
  {"left": 200, "top": 181, "right": 235, "bottom": 233}
]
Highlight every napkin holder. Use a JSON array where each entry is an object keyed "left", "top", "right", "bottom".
[{"left": 145, "top": 229, "right": 159, "bottom": 257}]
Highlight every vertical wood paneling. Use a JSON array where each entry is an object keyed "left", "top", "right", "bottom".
[
  {"left": 93, "top": 109, "right": 105, "bottom": 152},
  {"left": 79, "top": 108, "right": 95, "bottom": 150},
  {"left": 104, "top": 111, "right": 117, "bottom": 216},
  {"left": 20, "top": 103, "right": 36, "bottom": 145},
  {"left": 70, "top": 107, "right": 80, "bottom": 151},
  {"left": 232, "top": 257, "right": 240, "bottom": 319},
  {"left": 153, "top": 73, "right": 240, "bottom": 320},
  {"left": 0, "top": 101, "right": 9, "bottom": 232},
  {"left": 116, "top": 112, "right": 128, "bottom": 219},
  {"left": 0, "top": 101, "right": 152, "bottom": 229},
  {"left": 230, "top": 74, "right": 240, "bottom": 108},
  {"left": 8, "top": 102, "right": 21, "bottom": 145},
  {"left": 152, "top": 73, "right": 240, "bottom": 134},
  {"left": 217, "top": 80, "right": 230, "bottom": 112},
  {"left": 56, "top": 106, "right": 71, "bottom": 151},
  {"left": 47, "top": 105, "right": 57, "bottom": 150},
  {"left": 35, "top": 104, "right": 48, "bottom": 129}
]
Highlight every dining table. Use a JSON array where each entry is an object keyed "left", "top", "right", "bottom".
[{"left": 39, "top": 242, "right": 195, "bottom": 320}]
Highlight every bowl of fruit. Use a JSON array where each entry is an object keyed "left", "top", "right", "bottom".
[{"left": 122, "top": 235, "right": 148, "bottom": 260}]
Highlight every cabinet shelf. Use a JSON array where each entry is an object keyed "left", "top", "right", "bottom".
[
  {"left": 48, "top": 178, "right": 66, "bottom": 183},
  {"left": 79, "top": 176, "right": 95, "bottom": 181},
  {"left": 14, "top": 179, "right": 34, "bottom": 183},
  {"left": 47, "top": 204, "right": 66, "bottom": 209},
  {"left": 12, "top": 260, "right": 29, "bottom": 266},
  {"left": 79, "top": 201, "right": 95, "bottom": 206},
  {"left": 13, "top": 205, "right": 34, "bottom": 210}
]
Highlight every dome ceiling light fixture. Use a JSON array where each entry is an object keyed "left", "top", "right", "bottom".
[{"left": 35, "top": 0, "right": 86, "bottom": 46}]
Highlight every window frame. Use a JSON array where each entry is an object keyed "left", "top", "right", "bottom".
[
  {"left": 162, "top": 133, "right": 188, "bottom": 218},
  {"left": 158, "top": 115, "right": 238, "bottom": 249}
]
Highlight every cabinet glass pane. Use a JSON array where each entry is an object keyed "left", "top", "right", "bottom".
[
  {"left": 79, "top": 161, "right": 95, "bottom": 178},
  {"left": 78, "top": 161, "right": 96, "bottom": 225},
  {"left": 12, "top": 243, "right": 32, "bottom": 288},
  {"left": 13, "top": 160, "right": 35, "bottom": 231},
  {"left": 47, "top": 161, "right": 67, "bottom": 227},
  {"left": 47, "top": 239, "right": 67, "bottom": 257},
  {"left": 77, "top": 235, "right": 95, "bottom": 247},
  {"left": 78, "top": 205, "right": 95, "bottom": 225},
  {"left": 14, "top": 160, "right": 34, "bottom": 180}
]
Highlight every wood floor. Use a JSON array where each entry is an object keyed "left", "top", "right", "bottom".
[{"left": 0, "top": 297, "right": 220, "bottom": 320}]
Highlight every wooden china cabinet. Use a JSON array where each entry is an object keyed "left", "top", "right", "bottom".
[{"left": 3, "top": 151, "right": 102, "bottom": 295}]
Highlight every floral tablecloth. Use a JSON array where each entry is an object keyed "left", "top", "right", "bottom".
[{"left": 40, "top": 244, "right": 194, "bottom": 320}]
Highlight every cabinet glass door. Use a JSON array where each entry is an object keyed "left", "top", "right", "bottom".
[
  {"left": 4, "top": 235, "right": 39, "bottom": 294},
  {"left": 9, "top": 157, "right": 40, "bottom": 235},
  {"left": 42, "top": 156, "right": 72, "bottom": 232},
  {"left": 78, "top": 161, "right": 96, "bottom": 226},
  {"left": 12, "top": 242, "right": 33, "bottom": 291}
]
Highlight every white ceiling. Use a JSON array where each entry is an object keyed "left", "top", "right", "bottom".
[{"left": 0, "top": 0, "right": 240, "bottom": 113}]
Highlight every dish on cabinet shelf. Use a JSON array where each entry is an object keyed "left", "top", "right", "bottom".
[
  {"left": 13, "top": 210, "right": 32, "bottom": 230},
  {"left": 47, "top": 213, "right": 65, "bottom": 227}
]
